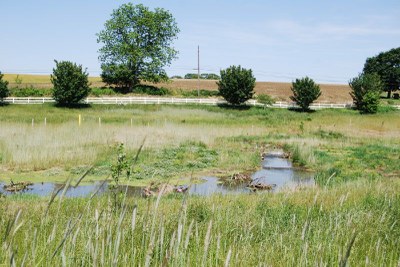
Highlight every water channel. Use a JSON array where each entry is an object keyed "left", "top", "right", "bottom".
[{"left": 0, "top": 151, "right": 314, "bottom": 197}]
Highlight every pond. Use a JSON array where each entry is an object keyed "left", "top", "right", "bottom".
[{"left": 0, "top": 151, "right": 314, "bottom": 198}]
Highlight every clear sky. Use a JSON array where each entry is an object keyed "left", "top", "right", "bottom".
[{"left": 0, "top": 0, "right": 399, "bottom": 83}]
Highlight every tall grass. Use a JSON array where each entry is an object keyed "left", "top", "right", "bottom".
[
  {"left": 0, "top": 178, "right": 399, "bottom": 266},
  {"left": 0, "top": 105, "right": 399, "bottom": 184}
]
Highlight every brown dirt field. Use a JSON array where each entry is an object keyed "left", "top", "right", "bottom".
[
  {"left": 4, "top": 74, "right": 352, "bottom": 103},
  {"left": 157, "top": 79, "right": 352, "bottom": 103}
]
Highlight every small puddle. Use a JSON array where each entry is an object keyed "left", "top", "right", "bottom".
[{"left": 0, "top": 151, "right": 314, "bottom": 197}]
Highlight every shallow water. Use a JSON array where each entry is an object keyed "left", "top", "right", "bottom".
[{"left": 0, "top": 152, "right": 314, "bottom": 197}]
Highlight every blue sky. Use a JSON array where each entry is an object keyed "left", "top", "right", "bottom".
[{"left": 0, "top": 0, "right": 399, "bottom": 83}]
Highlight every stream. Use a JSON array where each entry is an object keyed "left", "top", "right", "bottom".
[{"left": 0, "top": 151, "right": 314, "bottom": 197}]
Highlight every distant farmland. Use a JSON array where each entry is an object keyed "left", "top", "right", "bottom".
[{"left": 4, "top": 74, "right": 352, "bottom": 102}]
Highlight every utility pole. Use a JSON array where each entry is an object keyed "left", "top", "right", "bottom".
[{"left": 197, "top": 45, "right": 200, "bottom": 97}]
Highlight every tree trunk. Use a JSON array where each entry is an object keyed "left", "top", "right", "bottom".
[{"left": 387, "top": 90, "right": 392, "bottom": 99}]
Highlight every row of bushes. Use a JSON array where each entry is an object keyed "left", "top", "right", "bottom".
[
  {"left": 5, "top": 86, "right": 222, "bottom": 98},
  {"left": 0, "top": 62, "right": 394, "bottom": 113}
]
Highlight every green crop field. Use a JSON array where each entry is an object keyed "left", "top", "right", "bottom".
[{"left": 0, "top": 103, "right": 399, "bottom": 265}]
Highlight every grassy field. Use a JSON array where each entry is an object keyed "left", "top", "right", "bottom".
[
  {"left": 0, "top": 104, "right": 398, "bottom": 184},
  {"left": 0, "top": 103, "right": 399, "bottom": 265},
  {"left": 3, "top": 74, "right": 353, "bottom": 102}
]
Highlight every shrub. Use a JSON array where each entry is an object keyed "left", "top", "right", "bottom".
[
  {"left": 90, "top": 87, "right": 116, "bottom": 97},
  {"left": 217, "top": 65, "right": 255, "bottom": 105},
  {"left": 132, "top": 85, "right": 171, "bottom": 96},
  {"left": 290, "top": 77, "right": 321, "bottom": 111},
  {"left": 0, "top": 71, "right": 10, "bottom": 102},
  {"left": 361, "top": 91, "right": 380, "bottom": 114},
  {"left": 10, "top": 86, "right": 49, "bottom": 97},
  {"left": 181, "top": 89, "right": 219, "bottom": 98},
  {"left": 257, "top": 94, "right": 275, "bottom": 108},
  {"left": 51, "top": 60, "right": 91, "bottom": 106},
  {"left": 349, "top": 73, "right": 383, "bottom": 114}
]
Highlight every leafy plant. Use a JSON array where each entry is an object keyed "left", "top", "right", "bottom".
[
  {"left": 0, "top": 71, "right": 10, "bottom": 102},
  {"left": 217, "top": 65, "right": 255, "bottom": 105},
  {"left": 111, "top": 143, "right": 131, "bottom": 185},
  {"left": 290, "top": 77, "right": 321, "bottom": 111},
  {"left": 51, "top": 60, "right": 91, "bottom": 106},
  {"left": 349, "top": 73, "right": 383, "bottom": 114},
  {"left": 110, "top": 143, "right": 131, "bottom": 210},
  {"left": 257, "top": 94, "right": 275, "bottom": 109}
]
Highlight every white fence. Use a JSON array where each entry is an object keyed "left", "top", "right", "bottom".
[{"left": 4, "top": 96, "right": 400, "bottom": 109}]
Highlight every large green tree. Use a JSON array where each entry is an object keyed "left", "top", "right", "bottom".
[
  {"left": 97, "top": 3, "right": 179, "bottom": 90},
  {"left": 363, "top": 47, "right": 400, "bottom": 98}
]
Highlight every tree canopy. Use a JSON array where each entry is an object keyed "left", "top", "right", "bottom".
[
  {"left": 290, "top": 77, "right": 321, "bottom": 111},
  {"left": 51, "top": 60, "right": 91, "bottom": 106},
  {"left": 363, "top": 47, "right": 400, "bottom": 98},
  {"left": 97, "top": 3, "right": 179, "bottom": 90},
  {"left": 217, "top": 65, "right": 255, "bottom": 105}
]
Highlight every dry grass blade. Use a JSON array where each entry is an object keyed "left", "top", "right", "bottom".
[
  {"left": 202, "top": 220, "right": 213, "bottom": 267},
  {"left": 90, "top": 178, "right": 109, "bottom": 200},
  {"left": 73, "top": 166, "right": 94, "bottom": 188},
  {"left": 132, "top": 137, "right": 146, "bottom": 165},
  {"left": 325, "top": 172, "right": 336, "bottom": 187},
  {"left": 224, "top": 248, "right": 232, "bottom": 267},
  {"left": 131, "top": 205, "right": 137, "bottom": 232},
  {"left": 339, "top": 231, "right": 358, "bottom": 267},
  {"left": 44, "top": 186, "right": 64, "bottom": 216},
  {"left": 58, "top": 176, "right": 74, "bottom": 204},
  {"left": 51, "top": 214, "right": 83, "bottom": 259}
]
